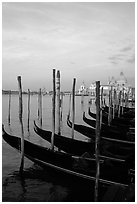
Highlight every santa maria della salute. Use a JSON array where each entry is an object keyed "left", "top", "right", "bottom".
[{"left": 77, "top": 72, "right": 135, "bottom": 99}]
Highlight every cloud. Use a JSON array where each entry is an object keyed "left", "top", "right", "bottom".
[
  {"left": 111, "top": 61, "right": 118, "bottom": 65},
  {"left": 108, "top": 54, "right": 124, "bottom": 65},
  {"left": 127, "top": 55, "right": 135, "bottom": 63},
  {"left": 109, "top": 56, "right": 122, "bottom": 61},
  {"left": 120, "top": 45, "right": 133, "bottom": 52}
]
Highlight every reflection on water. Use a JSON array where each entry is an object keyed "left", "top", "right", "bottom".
[
  {"left": 3, "top": 94, "right": 99, "bottom": 201},
  {"left": 3, "top": 162, "right": 100, "bottom": 202}
]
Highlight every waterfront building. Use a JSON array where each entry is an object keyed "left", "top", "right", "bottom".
[
  {"left": 78, "top": 81, "right": 88, "bottom": 95},
  {"left": 77, "top": 72, "right": 133, "bottom": 97},
  {"left": 116, "top": 72, "right": 128, "bottom": 92},
  {"left": 89, "top": 82, "right": 96, "bottom": 96}
]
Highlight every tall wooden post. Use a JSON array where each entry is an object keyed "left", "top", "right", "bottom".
[
  {"left": 51, "top": 69, "right": 56, "bottom": 150},
  {"left": 60, "top": 92, "right": 63, "bottom": 132},
  {"left": 94, "top": 81, "right": 100, "bottom": 202},
  {"left": 71, "top": 78, "right": 76, "bottom": 139},
  {"left": 8, "top": 90, "right": 11, "bottom": 125},
  {"left": 17, "top": 76, "right": 24, "bottom": 175},
  {"left": 27, "top": 89, "right": 30, "bottom": 131},
  {"left": 37, "top": 90, "right": 40, "bottom": 120},
  {"left": 38, "top": 88, "right": 42, "bottom": 127},
  {"left": 113, "top": 89, "right": 116, "bottom": 119},
  {"left": 115, "top": 89, "right": 119, "bottom": 112},
  {"left": 56, "top": 70, "right": 61, "bottom": 135},
  {"left": 100, "top": 87, "right": 103, "bottom": 129},
  {"left": 118, "top": 91, "right": 122, "bottom": 118},
  {"left": 110, "top": 86, "right": 113, "bottom": 120},
  {"left": 121, "top": 88, "right": 124, "bottom": 115},
  {"left": 108, "top": 86, "right": 113, "bottom": 125},
  {"left": 125, "top": 91, "right": 129, "bottom": 107},
  {"left": 39, "top": 88, "right": 42, "bottom": 127},
  {"left": 108, "top": 89, "right": 111, "bottom": 125},
  {"left": 126, "top": 89, "right": 129, "bottom": 107},
  {"left": 68, "top": 93, "right": 71, "bottom": 118}
]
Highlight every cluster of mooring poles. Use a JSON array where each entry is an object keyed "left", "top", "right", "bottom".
[
  {"left": 51, "top": 70, "right": 101, "bottom": 201},
  {"left": 106, "top": 85, "right": 132, "bottom": 125},
  {"left": 6, "top": 71, "right": 134, "bottom": 201}
]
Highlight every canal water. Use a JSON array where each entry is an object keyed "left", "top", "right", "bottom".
[{"left": 2, "top": 94, "right": 102, "bottom": 202}]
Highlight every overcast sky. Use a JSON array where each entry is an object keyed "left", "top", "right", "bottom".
[{"left": 2, "top": 2, "right": 135, "bottom": 91}]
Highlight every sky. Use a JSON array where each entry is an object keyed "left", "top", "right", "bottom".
[{"left": 2, "top": 2, "right": 135, "bottom": 91}]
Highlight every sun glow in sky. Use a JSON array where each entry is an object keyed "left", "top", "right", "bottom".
[{"left": 2, "top": 2, "right": 135, "bottom": 91}]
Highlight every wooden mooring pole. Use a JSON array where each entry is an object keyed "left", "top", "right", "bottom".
[
  {"left": 125, "top": 91, "right": 129, "bottom": 107},
  {"left": 108, "top": 86, "right": 112, "bottom": 125},
  {"left": 40, "top": 88, "right": 42, "bottom": 127},
  {"left": 56, "top": 70, "right": 61, "bottom": 135},
  {"left": 27, "top": 89, "right": 30, "bottom": 131},
  {"left": 71, "top": 78, "right": 76, "bottom": 139},
  {"left": 68, "top": 93, "right": 71, "bottom": 118},
  {"left": 121, "top": 88, "right": 124, "bottom": 115},
  {"left": 17, "top": 76, "right": 24, "bottom": 175},
  {"left": 60, "top": 92, "right": 63, "bottom": 132},
  {"left": 38, "top": 90, "right": 39, "bottom": 119},
  {"left": 118, "top": 91, "right": 122, "bottom": 118},
  {"left": 112, "top": 89, "right": 116, "bottom": 119},
  {"left": 8, "top": 90, "right": 11, "bottom": 125},
  {"left": 51, "top": 69, "right": 56, "bottom": 150},
  {"left": 94, "top": 81, "right": 100, "bottom": 202},
  {"left": 38, "top": 88, "right": 42, "bottom": 127},
  {"left": 100, "top": 87, "right": 103, "bottom": 128}
]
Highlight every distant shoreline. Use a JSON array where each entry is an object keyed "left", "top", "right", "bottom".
[
  {"left": 2, "top": 90, "right": 71, "bottom": 96},
  {"left": 2, "top": 90, "right": 38, "bottom": 95}
]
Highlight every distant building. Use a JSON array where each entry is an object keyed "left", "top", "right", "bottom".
[
  {"left": 116, "top": 71, "right": 128, "bottom": 93},
  {"left": 78, "top": 81, "right": 88, "bottom": 95},
  {"left": 117, "top": 72, "right": 127, "bottom": 87},
  {"left": 77, "top": 72, "right": 133, "bottom": 96},
  {"left": 108, "top": 76, "right": 117, "bottom": 86},
  {"left": 89, "top": 82, "right": 96, "bottom": 96}
]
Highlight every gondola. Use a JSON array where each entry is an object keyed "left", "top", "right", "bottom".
[
  {"left": 102, "top": 106, "right": 135, "bottom": 120},
  {"left": 102, "top": 110, "right": 135, "bottom": 126},
  {"left": 2, "top": 125, "right": 134, "bottom": 186},
  {"left": 34, "top": 120, "right": 95, "bottom": 156},
  {"left": 103, "top": 105, "right": 135, "bottom": 115},
  {"left": 88, "top": 108, "right": 134, "bottom": 127},
  {"left": 83, "top": 112, "right": 135, "bottom": 142},
  {"left": 69, "top": 113, "right": 134, "bottom": 143},
  {"left": 34, "top": 121, "right": 135, "bottom": 163}
]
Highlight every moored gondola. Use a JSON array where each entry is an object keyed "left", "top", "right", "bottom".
[
  {"left": 83, "top": 112, "right": 135, "bottom": 142},
  {"left": 2, "top": 124, "right": 134, "bottom": 186},
  {"left": 34, "top": 121, "right": 135, "bottom": 164},
  {"left": 103, "top": 105, "right": 135, "bottom": 117},
  {"left": 69, "top": 113, "right": 134, "bottom": 143},
  {"left": 88, "top": 107, "right": 134, "bottom": 127}
]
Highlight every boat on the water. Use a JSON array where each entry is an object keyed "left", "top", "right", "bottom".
[
  {"left": 2, "top": 124, "right": 134, "bottom": 186},
  {"left": 34, "top": 121, "right": 95, "bottom": 156},
  {"left": 103, "top": 105, "right": 135, "bottom": 116},
  {"left": 34, "top": 121, "right": 135, "bottom": 164},
  {"left": 88, "top": 108, "right": 134, "bottom": 127},
  {"left": 82, "top": 112, "right": 135, "bottom": 142},
  {"left": 66, "top": 114, "right": 135, "bottom": 144}
]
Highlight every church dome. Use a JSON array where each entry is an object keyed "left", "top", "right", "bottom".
[{"left": 119, "top": 72, "right": 127, "bottom": 83}]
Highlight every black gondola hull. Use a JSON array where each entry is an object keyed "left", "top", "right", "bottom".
[{"left": 2, "top": 125, "right": 134, "bottom": 186}]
